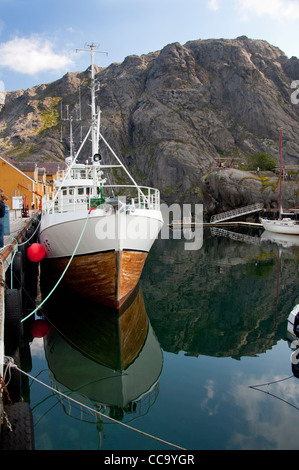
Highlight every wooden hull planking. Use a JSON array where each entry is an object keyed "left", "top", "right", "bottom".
[{"left": 41, "top": 249, "right": 148, "bottom": 309}]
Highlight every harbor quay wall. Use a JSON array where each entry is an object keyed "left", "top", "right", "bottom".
[{"left": 0, "top": 212, "right": 39, "bottom": 449}]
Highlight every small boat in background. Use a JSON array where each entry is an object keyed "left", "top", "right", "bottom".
[{"left": 260, "top": 128, "right": 299, "bottom": 236}]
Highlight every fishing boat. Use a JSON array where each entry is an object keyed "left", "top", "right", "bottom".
[
  {"left": 260, "top": 128, "right": 299, "bottom": 235},
  {"left": 39, "top": 44, "right": 163, "bottom": 308}
]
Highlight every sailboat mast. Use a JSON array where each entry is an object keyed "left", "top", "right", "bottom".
[{"left": 279, "top": 127, "right": 283, "bottom": 219}]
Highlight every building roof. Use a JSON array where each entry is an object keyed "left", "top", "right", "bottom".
[
  {"left": 0, "top": 156, "right": 64, "bottom": 175},
  {"left": 41, "top": 162, "right": 66, "bottom": 174}
]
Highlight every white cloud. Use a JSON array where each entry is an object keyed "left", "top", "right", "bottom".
[
  {"left": 201, "top": 379, "right": 220, "bottom": 416},
  {"left": 235, "top": 0, "right": 299, "bottom": 20},
  {"left": 30, "top": 337, "right": 45, "bottom": 358},
  {"left": 0, "top": 36, "right": 74, "bottom": 75},
  {"left": 207, "top": 0, "right": 220, "bottom": 10},
  {"left": 0, "top": 80, "right": 4, "bottom": 92},
  {"left": 230, "top": 374, "right": 299, "bottom": 449}
]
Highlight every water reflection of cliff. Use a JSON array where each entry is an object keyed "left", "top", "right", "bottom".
[
  {"left": 141, "top": 228, "right": 299, "bottom": 359},
  {"left": 42, "top": 285, "right": 163, "bottom": 427}
]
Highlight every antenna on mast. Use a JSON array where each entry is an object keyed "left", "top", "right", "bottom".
[
  {"left": 60, "top": 84, "right": 83, "bottom": 157},
  {"left": 76, "top": 42, "right": 108, "bottom": 159}
]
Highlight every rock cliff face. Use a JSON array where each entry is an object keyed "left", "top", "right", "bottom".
[
  {"left": 202, "top": 168, "right": 299, "bottom": 214},
  {"left": 1, "top": 36, "right": 299, "bottom": 209}
]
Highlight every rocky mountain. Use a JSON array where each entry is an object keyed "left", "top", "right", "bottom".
[{"left": 1, "top": 36, "right": 299, "bottom": 210}]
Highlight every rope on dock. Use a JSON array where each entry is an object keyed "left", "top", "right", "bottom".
[
  {"left": 4, "top": 356, "right": 187, "bottom": 451},
  {"left": 0, "top": 216, "right": 41, "bottom": 255},
  {"left": 21, "top": 210, "right": 93, "bottom": 323}
]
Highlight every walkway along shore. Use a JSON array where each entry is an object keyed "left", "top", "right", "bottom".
[{"left": 0, "top": 211, "right": 39, "bottom": 450}]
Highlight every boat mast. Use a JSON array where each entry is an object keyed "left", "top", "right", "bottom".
[
  {"left": 76, "top": 43, "right": 108, "bottom": 158},
  {"left": 279, "top": 127, "right": 283, "bottom": 219},
  {"left": 76, "top": 43, "right": 148, "bottom": 201},
  {"left": 90, "top": 44, "right": 99, "bottom": 157}
]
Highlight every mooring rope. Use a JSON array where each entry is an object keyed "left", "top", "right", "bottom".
[
  {"left": 4, "top": 357, "right": 186, "bottom": 450},
  {"left": 21, "top": 210, "right": 93, "bottom": 323},
  {"left": 249, "top": 375, "right": 299, "bottom": 412},
  {"left": 249, "top": 375, "right": 294, "bottom": 389}
]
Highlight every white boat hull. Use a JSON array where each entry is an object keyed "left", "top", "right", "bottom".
[
  {"left": 260, "top": 218, "right": 299, "bottom": 235},
  {"left": 39, "top": 208, "right": 163, "bottom": 308},
  {"left": 287, "top": 304, "right": 299, "bottom": 340},
  {"left": 40, "top": 208, "right": 163, "bottom": 257}
]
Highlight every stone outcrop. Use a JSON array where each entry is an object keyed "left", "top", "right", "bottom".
[
  {"left": 202, "top": 168, "right": 299, "bottom": 214},
  {"left": 1, "top": 36, "right": 299, "bottom": 210}
]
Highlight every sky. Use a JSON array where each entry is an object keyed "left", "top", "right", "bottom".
[{"left": 1, "top": 0, "right": 299, "bottom": 92}]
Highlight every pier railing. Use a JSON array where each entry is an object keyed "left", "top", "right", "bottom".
[
  {"left": 210, "top": 203, "right": 264, "bottom": 224},
  {"left": 210, "top": 227, "right": 262, "bottom": 245}
]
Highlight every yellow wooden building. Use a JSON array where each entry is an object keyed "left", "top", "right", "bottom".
[{"left": 0, "top": 156, "right": 62, "bottom": 212}]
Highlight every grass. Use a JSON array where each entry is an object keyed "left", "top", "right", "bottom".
[{"left": 38, "top": 97, "right": 61, "bottom": 133}]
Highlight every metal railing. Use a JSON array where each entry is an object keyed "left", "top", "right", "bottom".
[
  {"left": 42, "top": 185, "right": 160, "bottom": 215},
  {"left": 210, "top": 227, "right": 262, "bottom": 245},
  {"left": 210, "top": 203, "right": 264, "bottom": 223}
]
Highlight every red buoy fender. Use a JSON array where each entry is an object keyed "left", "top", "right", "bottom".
[
  {"left": 27, "top": 243, "right": 46, "bottom": 262},
  {"left": 31, "top": 319, "right": 49, "bottom": 338}
]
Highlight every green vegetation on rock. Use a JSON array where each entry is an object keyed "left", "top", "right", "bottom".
[{"left": 246, "top": 152, "right": 277, "bottom": 171}]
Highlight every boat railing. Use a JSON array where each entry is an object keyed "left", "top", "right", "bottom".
[
  {"left": 106, "top": 185, "right": 160, "bottom": 211},
  {"left": 55, "top": 167, "right": 94, "bottom": 182},
  {"left": 41, "top": 185, "right": 160, "bottom": 215}
]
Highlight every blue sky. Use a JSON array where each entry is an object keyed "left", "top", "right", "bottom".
[{"left": 1, "top": 0, "right": 299, "bottom": 91}]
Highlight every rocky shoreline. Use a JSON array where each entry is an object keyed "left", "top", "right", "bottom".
[{"left": 201, "top": 168, "right": 299, "bottom": 217}]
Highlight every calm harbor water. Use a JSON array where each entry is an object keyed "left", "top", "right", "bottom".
[{"left": 25, "top": 227, "right": 299, "bottom": 450}]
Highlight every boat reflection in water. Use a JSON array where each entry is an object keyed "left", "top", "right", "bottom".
[
  {"left": 261, "top": 231, "right": 299, "bottom": 249},
  {"left": 41, "top": 284, "right": 163, "bottom": 438}
]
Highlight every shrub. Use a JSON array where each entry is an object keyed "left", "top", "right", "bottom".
[{"left": 247, "top": 152, "right": 276, "bottom": 171}]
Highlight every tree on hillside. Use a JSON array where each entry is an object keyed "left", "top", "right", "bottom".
[{"left": 247, "top": 152, "right": 277, "bottom": 171}]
